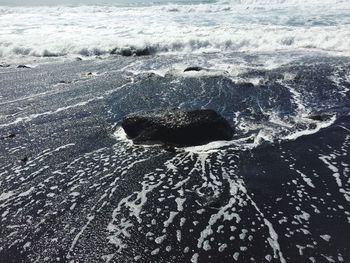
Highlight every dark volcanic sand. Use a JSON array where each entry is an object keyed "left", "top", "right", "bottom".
[{"left": 0, "top": 53, "right": 350, "bottom": 263}]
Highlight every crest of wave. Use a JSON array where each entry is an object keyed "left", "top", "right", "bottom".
[{"left": 217, "top": 0, "right": 347, "bottom": 6}]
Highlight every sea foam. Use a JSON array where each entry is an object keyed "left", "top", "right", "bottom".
[{"left": 0, "top": 0, "right": 349, "bottom": 62}]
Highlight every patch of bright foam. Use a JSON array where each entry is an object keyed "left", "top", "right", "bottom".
[
  {"left": 113, "top": 127, "right": 131, "bottom": 144},
  {"left": 0, "top": 191, "right": 15, "bottom": 202},
  {"left": 283, "top": 115, "right": 336, "bottom": 141}
]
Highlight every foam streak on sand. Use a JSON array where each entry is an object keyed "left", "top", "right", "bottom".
[
  {"left": 248, "top": 195, "right": 286, "bottom": 263},
  {"left": 107, "top": 158, "right": 166, "bottom": 251},
  {"left": 319, "top": 155, "right": 350, "bottom": 202},
  {"left": 0, "top": 191, "right": 14, "bottom": 202},
  {"left": 67, "top": 215, "right": 95, "bottom": 259},
  {"left": 197, "top": 166, "right": 242, "bottom": 250},
  {"left": 0, "top": 97, "right": 102, "bottom": 128}
]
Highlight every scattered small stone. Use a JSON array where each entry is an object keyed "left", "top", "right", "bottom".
[
  {"left": 82, "top": 72, "right": 95, "bottom": 77},
  {"left": 135, "top": 48, "right": 152, "bottom": 56},
  {"left": 20, "top": 156, "right": 28, "bottom": 164},
  {"left": 7, "top": 133, "right": 16, "bottom": 138},
  {"left": 184, "top": 66, "right": 203, "bottom": 72},
  {"left": 111, "top": 47, "right": 154, "bottom": 57},
  {"left": 163, "top": 145, "right": 177, "bottom": 153},
  {"left": 1, "top": 133, "right": 16, "bottom": 139},
  {"left": 146, "top": 72, "right": 157, "bottom": 79},
  {"left": 17, "top": 65, "right": 31, "bottom": 69},
  {"left": 120, "top": 48, "right": 132, "bottom": 57},
  {"left": 307, "top": 113, "right": 332, "bottom": 122}
]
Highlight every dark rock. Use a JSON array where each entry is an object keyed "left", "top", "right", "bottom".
[
  {"left": 145, "top": 72, "right": 157, "bottom": 79},
  {"left": 17, "top": 65, "right": 31, "bottom": 69},
  {"left": 75, "top": 57, "right": 83, "bottom": 61},
  {"left": 122, "top": 109, "right": 234, "bottom": 147},
  {"left": 7, "top": 133, "right": 16, "bottom": 138},
  {"left": 81, "top": 72, "right": 94, "bottom": 77},
  {"left": 1, "top": 133, "right": 16, "bottom": 139},
  {"left": 111, "top": 47, "right": 154, "bottom": 57},
  {"left": 20, "top": 156, "right": 28, "bottom": 164},
  {"left": 110, "top": 48, "right": 118, "bottom": 55},
  {"left": 163, "top": 145, "right": 177, "bottom": 153},
  {"left": 184, "top": 66, "right": 204, "bottom": 72},
  {"left": 135, "top": 48, "right": 152, "bottom": 56},
  {"left": 0, "top": 64, "right": 10, "bottom": 68},
  {"left": 241, "top": 82, "right": 255, "bottom": 89},
  {"left": 307, "top": 113, "right": 332, "bottom": 121},
  {"left": 120, "top": 48, "right": 132, "bottom": 57}
]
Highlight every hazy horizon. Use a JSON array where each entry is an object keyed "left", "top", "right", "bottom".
[{"left": 0, "top": 0, "right": 213, "bottom": 6}]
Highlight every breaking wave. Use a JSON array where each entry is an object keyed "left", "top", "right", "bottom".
[{"left": 0, "top": 0, "right": 349, "bottom": 61}]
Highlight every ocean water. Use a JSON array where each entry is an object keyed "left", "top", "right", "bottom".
[
  {"left": 0, "top": 0, "right": 350, "bottom": 263},
  {"left": 0, "top": 0, "right": 349, "bottom": 61}
]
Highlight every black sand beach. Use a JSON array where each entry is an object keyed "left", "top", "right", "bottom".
[{"left": 0, "top": 53, "right": 350, "bottom": 262}]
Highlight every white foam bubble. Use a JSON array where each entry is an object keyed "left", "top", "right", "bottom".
[
  {"left": 0, "top": 191, "right": 14, "bottom": 202},
  {"left": 18, "top": 187, "right": 34, "bottom": 197},
  {"left": 320, "top": 234, "right": 331, "bottom": 242},
  {"left": 113, "top": 127, "right": 132, "bottom": 144}
]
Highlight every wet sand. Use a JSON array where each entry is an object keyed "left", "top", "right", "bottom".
[{"left": 0, "top": 55, "right": 350, "bottom": 262}]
